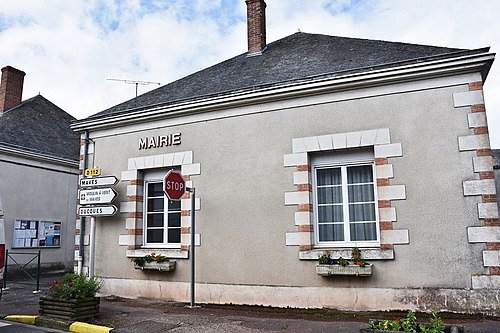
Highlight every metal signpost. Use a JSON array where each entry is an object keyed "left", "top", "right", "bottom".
[
  {"left": 80, "top": 171, "right": 118, "bottom": 278},
  {"left": 163, "top": 170, "right": 196, "bottom": 307}
]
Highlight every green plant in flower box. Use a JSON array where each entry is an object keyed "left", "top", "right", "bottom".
[
  {"left": 131, "top": 252, "right": 168, "bottom": 267},
  {"left": 48, "top": 273, "right": 102, "bottom": 300}
]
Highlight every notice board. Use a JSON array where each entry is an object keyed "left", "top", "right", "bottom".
[{"left": 13, "top": 219, "right": 61, "bottom": 248}]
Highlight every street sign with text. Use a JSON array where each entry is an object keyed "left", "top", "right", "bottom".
[
  {"left": 79, "top": 188, "right": 117, "bottom": 205},
  {"left": 80, "top": 176, "right": 119, "bottom": 188},
  {"left": 79, "top": 205, "right": 117, "bottom": 217}
]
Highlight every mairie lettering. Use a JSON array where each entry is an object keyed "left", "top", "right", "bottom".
[{"left": 139, "top": 133, "right": 181, "bottom": 150}]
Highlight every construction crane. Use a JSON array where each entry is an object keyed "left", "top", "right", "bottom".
[{"left": 107, "top": 78, "right": 161, "bottom": 97}]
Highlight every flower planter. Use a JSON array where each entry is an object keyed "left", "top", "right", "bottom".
[
  {"left": 134, "top": 260, "right": 176, "bottom": 271},
  {"left": 39, "top": 296, "right": 100, "bottom": 321},
  {"left": 316, "top": 263, "right": 372, "bottom": 276}
]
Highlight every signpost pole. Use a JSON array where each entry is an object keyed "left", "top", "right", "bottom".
[
  {"left": 189, "top": 187, "right": 196, "bottom": 308},
  {"left": 89, "top": 216, "right": 96, "bottom": 278}
]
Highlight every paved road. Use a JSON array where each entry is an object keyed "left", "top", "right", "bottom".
[{"left": 0, "top": 320, "right": 64, "bottom": 332}]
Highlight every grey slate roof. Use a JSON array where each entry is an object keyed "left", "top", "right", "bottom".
[
  {"left": 86, "top": 32, "right": 486, "bottom": 120},
  {"left": 0, "top": 95, "right": 80, "bottom": 161}
]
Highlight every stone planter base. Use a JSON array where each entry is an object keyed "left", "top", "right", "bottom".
[
  {"left": 134, "top": 260, "right": 176, "bottom": 271},
  {"left": 39, "top": 296, "right": 100, "bottom": 322},
  {"left": 316, "top": 264, "right": 372, "bottom": 276}
]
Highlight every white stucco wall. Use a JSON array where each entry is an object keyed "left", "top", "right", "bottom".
[
  {"left": 0, "top": 153, "right": 78, "bottom": 271},
  {"left": 80, "top": 73, "right": 498, "bottom": 314}
]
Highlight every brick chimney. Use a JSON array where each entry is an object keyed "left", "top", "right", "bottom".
[
  {"left": 0, "top": 66, "right": 25, "bottom": 113},
  {"left": 246, "top": 0, "right": 267, "bottom": 56}
]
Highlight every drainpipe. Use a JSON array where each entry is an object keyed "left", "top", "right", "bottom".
[{"left": 77, "top": 130, "right": 89, "bottom": 275}]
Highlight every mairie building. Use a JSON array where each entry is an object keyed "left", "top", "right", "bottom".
[{"left": 71, "top": 0, "right": 499, "bottom": 315}]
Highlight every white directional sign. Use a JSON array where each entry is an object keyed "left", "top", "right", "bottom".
[
  {"left": 79, "top": 205, "right": 117, "bottom": 217},
  {"left": 80, "top": 176, "right": 118, "bottom": 188},
  {"left": 80, "top": 188, "right": 117, "bottom": 205}
]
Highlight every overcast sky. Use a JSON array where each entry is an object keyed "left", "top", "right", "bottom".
[{"left": 1, "top": 0, "right": 499, "bottom": 146}]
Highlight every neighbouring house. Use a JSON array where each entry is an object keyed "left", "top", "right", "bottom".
[
  {"left": 71, "top": 0, "right": 499, "bottom": 315},
  {"left": 0, "top": 66, "right": 79, "bottom": 275}
]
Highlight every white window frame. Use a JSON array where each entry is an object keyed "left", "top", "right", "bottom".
[
  {"left": 311, "top": 150, "right": 380, "bottom": 248},
  {"left": 142, "top": 169, "right": 181, "bottom": 249}
]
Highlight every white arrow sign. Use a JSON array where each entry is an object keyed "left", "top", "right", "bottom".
[
  {"left": 79, "top": 205, "right": 117, "bottom": 217},
  {"left": 80, "top": 188, "right": 117, "bottom": 205},
  {"left": 80, "top": 176, "right": 118, "bottom": 188}
]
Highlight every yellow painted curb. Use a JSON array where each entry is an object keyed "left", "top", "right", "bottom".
[
  {"left": 4, "top": 315, "right": 38, "bottom": 325},
  {"left": 69, "top": 321, "right": 113, "bottom": 333}
]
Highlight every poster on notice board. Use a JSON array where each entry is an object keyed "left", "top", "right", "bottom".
[{"left": 13, "top": 219, "right": 61, "bottom": 248}]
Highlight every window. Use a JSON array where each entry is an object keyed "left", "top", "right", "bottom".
[
  {"left": 144, "top": 170, "right": 181, "bottom": 247},
  {"left": 312, "top": 150, "right": 379, "bottom": 247}
]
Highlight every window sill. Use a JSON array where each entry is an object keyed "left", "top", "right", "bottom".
[
  {"left": 299, "top": 248, "right": 394, "bottom": 260},
  {"left": 127, "top": 248, "right": 188, "bottom": 259}
]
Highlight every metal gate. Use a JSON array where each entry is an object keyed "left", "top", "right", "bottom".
[{"left": 2, "top": 249, "right": 41, "bottom": 293}]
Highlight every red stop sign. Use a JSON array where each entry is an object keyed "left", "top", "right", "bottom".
[{"left": 163, "top": 170, "right": 186, "bottom": 201}]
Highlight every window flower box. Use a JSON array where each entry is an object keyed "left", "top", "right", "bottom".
[
  {"left": 316, "top": 263, "right": 373, "bottom": 276},
  {"left": 317, "top": 248, "right": 372, "bottom": 276},
  {"left": 134, "top": 260, "right": 176, "bottom": 271}
]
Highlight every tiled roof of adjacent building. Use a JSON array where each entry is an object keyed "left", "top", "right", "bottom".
[
  {"left": 0, "top": 95, "right": 80, "bottom": 161},
  {"left": 85, "top": 32, "right": 488, "bottom": 120}
]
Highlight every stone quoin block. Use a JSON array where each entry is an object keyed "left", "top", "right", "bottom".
[
  {"left": 379, "top": 207, "right": 397, "bottom": 222},
  {"left": 285, "top": 232, "right": 311, "bottom": 246},
  {"left": 126, "top": 185, "right": 143, "bottom": 197},
  {"left": 463, "top": 179, "right": 496, "bottom": 196},
  {"left": 181, "top": 198, "right": 201, "bottom": 211},
  {"left": 121, "top": 170, "right": 140, "bottom": 181},
  {"left": 482, "top": 251, "right": 500, "bottom": 267},
  {"left": 126, "top": 218, "right": 140, "bottom": 230},
  {"left": 181, "top": 234, "right": 201, "bottom": 246},
  {"left": 473, "top": 156, "right": 494, "bottom": 172},
  {"left": 118, "top": 234, "right": 134, "bottom": 246},
  {"left": 283, "top": 152, "right": 308, "bottom": 167},
  {"left": 471, "top": 275, "right": 500, "bottom": 289},
  {"left": 284, "top": 191, "right": 310, "bottom": 205},
  {"left": 468, "top": 112, "right": 488, "bottom": 128},
  {"left": 453, "top": 90, "right": 484, "bottom": 107},
  {"left": 375, "top": 164, "right": 394, "bottom": 179},
  {"left": 381, "top": 229, "right": 409, "bottom": 244},
  {"left": 467, "top": 226, "right": 500, "bottom": 243},
  {"left": 119, "top": 201, "right": 143, "bottom": 213},
  {"left": 181, "top": 163, "right": 201, "bottom": 176},
  {"left": 478, "top": 203, "right": 499, "bottom": 219},
  {"left": 374, "top": 143, "right": 403, "bottom": 158},
  {"left": 377, "top": 185, "right": 406, "bottom": 201},
  {"left": 458, "top": 134, "right": 490, "bottom": 151},
  {"left": 74, "top": 234, "right": 90, "bottom": 246},
  {"left": 293, "top": 171, "right": 310, "bottom": 185},
  {"left": 181, "top": 216, "right": 191, "bottom": 228},
  {"left": 294, "top": 211, "right": 311, "bottom": 226}
]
